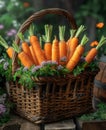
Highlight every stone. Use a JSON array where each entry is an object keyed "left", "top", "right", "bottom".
[
  {"left": 20, "top": 121, "right": 40, "bottom": 130},
  {"left": 45, "top": 119, "right": 76, "bottom": 130}
]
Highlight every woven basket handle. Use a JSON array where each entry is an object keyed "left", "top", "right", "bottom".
[
  {"left": 15, "top": 8, "right": 77, "bottom": 44},
  {"left": 12, "top": 8, "right": 77, "bottom": 73}
]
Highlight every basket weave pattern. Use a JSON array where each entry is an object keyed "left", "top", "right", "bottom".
[
  {"left": 8, "top": 8, "right": 97, "bottom": 124},
  {"left": 9, "top": 72, "right": 96, "bottom": 123}
]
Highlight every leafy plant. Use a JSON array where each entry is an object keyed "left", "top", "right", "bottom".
[
  {"left": 0, "top": 58, "right": 12, "bottom": 82},
  {"left": 13, "top": 61, "right": 70, "bottom": 89},
  {"left": 0, "top": 93, "right": 14, "bottom": 126},
  {"left": 13, "top": 67, "right": 35, "bottom": 89},
  {"left": 80, "top": 102, "right": 106, "bottom": 121},
  {"left": 0, "top": 57, "right": 14, "bottom": 125},
  {"left": 72, "top": 56, "right": 98, "bottom": 76}
]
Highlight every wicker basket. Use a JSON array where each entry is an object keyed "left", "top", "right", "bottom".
[{"left": 8, "top": 8, "right": 98, "bottom": 124}]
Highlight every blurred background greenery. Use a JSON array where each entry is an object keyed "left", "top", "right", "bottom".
[{"left": 0, "top": 0, "right": 106, "bottom": 53}]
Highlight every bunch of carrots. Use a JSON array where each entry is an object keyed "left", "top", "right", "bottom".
[{"left": 0, "top": 24, "right": 106, "bottom": 73}]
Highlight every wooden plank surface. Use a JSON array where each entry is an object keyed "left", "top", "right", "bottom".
[{"left": 82, "top": 121, "right": 106, "bottom": 130}]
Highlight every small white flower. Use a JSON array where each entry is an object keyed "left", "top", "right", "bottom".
[
  {"left": 41, "top": 61, "right": 48, "bottom": 66},
  {"left": 23, "top": 67, "right": 28, "bottom": 72},
  {"left": 3, "top": 62, "right": 9, "bottom": 70},
  {"left": 12, "top": 20, "right": 19, "bottom": 27},
  {"left": 0, "top": 59, "right": 5, "bottom": 63},
  {"left": 14, "top": 2, "right": 19, "bottom": 6},
  {"left": 16, "top": 68, "right": 21, "bottom": 71},
  {"left": 31, "top": 65, "right": 41, "bottom": 73},
  {"left": 0, "top": 94, "right": 6, "bottom": 104},
  {"left": 57, "top": 65, "right": 64, "bottom": 70},
  {"left": 51, "top": 61, "right": 58, "bottom": 65},
  {"left": 46, "top": 60, "right": 52, "bottom": 64}
]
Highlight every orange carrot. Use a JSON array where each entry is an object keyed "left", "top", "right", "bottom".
[
  {"left": 66, "top": 29, "right": 76, "bottom": 58},
  {"left": 18, "top": 32, "right": 35, "bottom": 64},
  {"left": 59, "top": 25, "right": 67, "bottom": 65},
  {"left": 6, "top": 47, "right": 14, "bottom": 59},
  {"left": 29, "top": 24, "right": 46, "bottom": 65},
  {"left": 12, "top": 42, "right": 34, "bottom": 68},
  {"left": 0, "top": 36, "right": 14, "bottom": 58},
  {"left": 18, "top": 52, "right": 34, "bottom": 68},
  {"left": 66, "top": 29, "right": 76, "bottom": 47},
  {"left": 43, "top": 24, "right": 53, "bottom": 60},
  {"left": 85, "top": 36, "right": 106, "bottom": 64},
  {"left": 85, "top": 48, "right": 98, "bottom": 64},
  {"left": 68, "top": 25, "right": 86, "bottom": 60},
  {"left": 66, "top": 35, "right": 89, "bottom": 71},
  {"left": 29, "top": 45, "right": 39, "bottom": 65},
  {"left": 39, "top": 37, "right": 47, "bottom": 60},
  {"left": 52, "top": 36, "right": 59, "bottom": 64}
]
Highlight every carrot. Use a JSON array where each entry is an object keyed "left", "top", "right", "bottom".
[
  {"left": 66, "top": 29, "right": 76, "bottom": 47},
  {"left": 6, "top": 47, "right": 14, "bottom": 58},
  {"left": 18, "top": 32, "right": 35, "bottom": 64},
  {"left": 43, "top": 24, "right": 53, "bottom": 60},
  {"left": 68, "top": 25, "right": 86, "bottom": 60},
  {"left": 29, "top": 24, "right": 46, "bottom": 65},
  {"left": 66, "top": 29, "right": 76, "bottom": 58},
  {"left": 12, "top": 42, "right": 34, "bottom": 68},
  {"left": 66, "top": 35, "right": 89, "bottom": 71},
  {"left": 85, "top": 36, "right": 106, "bottom": 64},
  {"left": 59, "top": 25, "right": 67, "bottom": 65},
  {"left": 29, "top": 45, "right": 39, "bottom": 65},
  {"left": 52, "top": 36, "right": 59, "bottom": 64},
  {"left": 39, "top": 36, "right": 46, "bottom": 59},
  {"left": 0, "top": 36, "right": 14, "bottom": 58}
]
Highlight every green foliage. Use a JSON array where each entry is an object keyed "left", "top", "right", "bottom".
[
  {"left": 73, "top": 56, "right": 98, "bottom": 76},
  {"left": 87, "top": 59, "right": 99, "bottom": 71},
  {"left": 80, "top": 102, "right": 106, "bottom": 121},
  {"left": 13, "top": 67, "right": 35, "bottom": 89},
  {"left": 0, "top": 113, "right": 10, "bottom": 126},
  {"left": 73, "top": 64, "right": 84, "bottom": 76},
  {"left": 0, "top": 57, "right": 69, "bottom": 89},
  {"left": 0, "top": 88, "right": 5, "bottom": 95},
  {"left": 13, "top": 62, "right": 70, "bottom": 89},
  {"left": 0, "top": 58, "right": 12, "bottom": 82},
  {"left": 0, "top": 101, "right": 14, "bottom": 126},
  {"left": 0, "top": 93, "right": 14, "bottom": 126}
]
